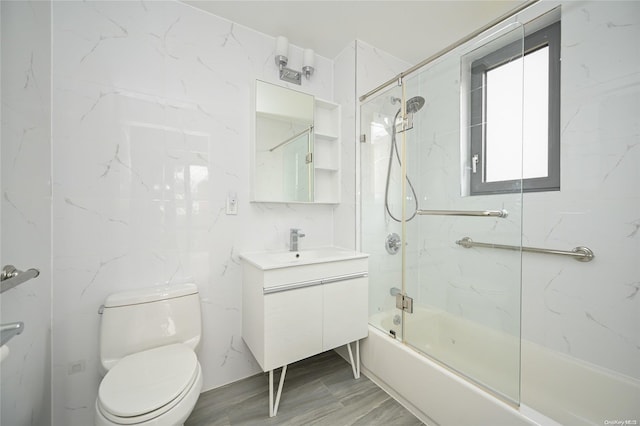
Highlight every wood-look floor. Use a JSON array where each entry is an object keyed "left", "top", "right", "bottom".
[{"left": 185, "top": 350, "right": 424, "bottom": 426}]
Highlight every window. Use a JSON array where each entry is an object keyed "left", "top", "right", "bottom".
[{"left": 469, "top": 21, "right": 560, "bottom": 195}]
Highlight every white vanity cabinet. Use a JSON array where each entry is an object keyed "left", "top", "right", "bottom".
[
  {"left": 241, "top": 252, "right": 368, "bottom": 371},
  {"left": 240, "top": 248, "right": 368, "bottom": 416},
  {"left": 251, "top": 282, "right": 324, "bottom": 371}
]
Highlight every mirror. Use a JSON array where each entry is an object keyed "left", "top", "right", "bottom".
[{"left": 253, "top": 80, "right": 315, "bottom": 202}]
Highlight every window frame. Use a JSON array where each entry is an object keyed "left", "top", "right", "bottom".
[{"left": 469, "top": 21, "right": 561, "bottom": 195}]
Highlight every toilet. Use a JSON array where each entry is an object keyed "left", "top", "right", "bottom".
[{"left": 95, "top": 283, "right": 203, "bottom": 426}]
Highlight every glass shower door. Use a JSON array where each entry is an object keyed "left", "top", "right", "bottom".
[
  {"left": 401, "top": 26, "right": 525, "bottom": 404},
  {"left": 360, "top": 85, "right": 406, "bottom": 340}
]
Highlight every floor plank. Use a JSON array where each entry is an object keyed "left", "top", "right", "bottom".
[{"left": 186, "top": 351, "right": 424, "bottom": 426}]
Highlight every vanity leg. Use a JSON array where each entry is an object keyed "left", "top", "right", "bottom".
[
  {"left": 268, "top": 365, "right": 288, "bottom": 417},
  {"left": 346, "top": 340, "right": 361, "bottom": 379},
  {"left": 357, "top": 339, "right": 360, "bottom": 378},
  {"left": 268, "top": 370, "right": 274, "bottom": 417}
]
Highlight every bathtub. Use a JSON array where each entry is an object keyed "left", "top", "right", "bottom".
[{"left": 349, "top": 306, "right": 640, "bottom": 425}]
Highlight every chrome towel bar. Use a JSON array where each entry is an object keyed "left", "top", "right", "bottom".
[
  {"left": 1, "top": 265, "right": 40, "bottom": 294},
  {"left": 417, "top": 209, "right": 508, "bottom": 218},
  {"left": 456, "top": 237, "right": 595, "bottom": 262}
]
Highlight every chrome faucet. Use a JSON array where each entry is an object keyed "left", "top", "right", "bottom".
[{"left": 289, "top": 228, "right": 305, "bottom": 251}]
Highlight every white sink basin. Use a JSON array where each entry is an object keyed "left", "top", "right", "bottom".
[{"left": 240, "top": 247, "right": 368, "bottom": 270}]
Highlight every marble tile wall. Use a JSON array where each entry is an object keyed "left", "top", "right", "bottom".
[
  {"left": 0, "top": 2, "right": 52, "bottom": 425},
  {"left": 51, "top": 2, "right": 335, "bottom": 425},
  {"left": 518, "top": 0, "right": 640, "bottom": 385},
  {"left": 333, "top": 41, "right": 357, "bottom": 251}
]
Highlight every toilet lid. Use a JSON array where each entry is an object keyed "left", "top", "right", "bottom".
[{"left": 98, "top": 343, "right": 199, "bottom": 418}]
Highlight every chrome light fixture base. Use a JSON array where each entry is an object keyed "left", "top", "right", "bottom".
[
  {"left": 275, "top": 55, "right": 302, "bottom": 85},
  {"left": 279, "top": 66, "right": 302, "bottom": 85}
]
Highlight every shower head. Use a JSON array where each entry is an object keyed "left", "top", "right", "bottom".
[
  {"left": 406, "top": 96, "right": 425, "bottom": 114},
  {"left": 391, "top": 96, "right": 425, "bottom": 114}
]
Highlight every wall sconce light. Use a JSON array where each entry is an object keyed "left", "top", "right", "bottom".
[{"left": 274, "top": 36, "right": 315, "bottom": 85}]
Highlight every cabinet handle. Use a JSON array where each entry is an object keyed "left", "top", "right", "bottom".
[
  {"left": 321, "top": 272, "right": 368, "bottom": 284},
  {"left": 264, "top": 279, "right": 323, "bottom": 295},
  {"left": 263, "top": 272, "right": 368, "bottom": 295}
]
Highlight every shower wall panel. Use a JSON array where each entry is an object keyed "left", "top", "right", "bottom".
[{"left": 518, "top": 2, "right": 640, "bottom": 422}]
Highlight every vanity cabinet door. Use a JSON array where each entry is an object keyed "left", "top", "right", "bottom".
[
  {"left": 322, "top": 276, "right": 368, "bottom": 351},
  {"left": 264, "top": 285, "right": 323, "bottom": 371}
]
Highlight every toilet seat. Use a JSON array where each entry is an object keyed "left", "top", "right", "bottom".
[{"left": 97, "top": 343, "right": 200, "bottom": 425}]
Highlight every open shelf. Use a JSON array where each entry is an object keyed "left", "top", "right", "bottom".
[{"left": 313, "top": 98, "right": 340, "bottom": 204}]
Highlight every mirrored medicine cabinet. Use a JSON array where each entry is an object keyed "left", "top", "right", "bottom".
[{"left": 252, "top": 80, "right": 340, "bottom": 204}]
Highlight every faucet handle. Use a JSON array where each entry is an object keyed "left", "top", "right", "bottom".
[{"left": 290, "top": 228, "right": 305, "bottom": 237}]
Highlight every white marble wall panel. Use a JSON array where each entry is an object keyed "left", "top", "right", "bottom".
[
  {"left": 52, "top": 2, "right": 335, "bottom": 425},
  {"left": 519, "top": 0, "right": 640, "bottom": 383},
  {"left": 1, "top": 2, "right": 52, "bottom": 425},
  {"left": 333, "top": 42, "right": 357, "bottom": 251}
]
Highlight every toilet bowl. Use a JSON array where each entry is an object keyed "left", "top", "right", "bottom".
[
  {"left": 95, "top": 344, "right": 202, "bottom": 426},
  {"left": 95, "top": 284, "right": 203, "bottom": 426}
]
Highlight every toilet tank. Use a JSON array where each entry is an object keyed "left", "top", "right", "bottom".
[{"left": 99, "top": 283, "right": 201, "bottom": 373}]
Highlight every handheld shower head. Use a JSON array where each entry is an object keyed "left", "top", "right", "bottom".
[
  {"left": 390, "top": 96, "right": 426, "bottom": 114},
  {"left": 406, "top": 96, "right": 425, "bottom": 114}
]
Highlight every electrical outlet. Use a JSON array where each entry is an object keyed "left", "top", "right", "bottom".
[{"left": 226, "top": 192, "right": 238, "bottom": 215}]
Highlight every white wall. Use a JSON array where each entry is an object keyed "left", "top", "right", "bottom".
[
  {"left": 0, "top": 1, "right": 52, "bottom": 425},
  {"left": 333, "top": 41, "right": 357, "bottom": 250},
  {"left": 51, "top": 2, "right": 335, "bottom": 425}
]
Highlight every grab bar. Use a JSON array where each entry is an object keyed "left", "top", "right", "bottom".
[
  {"left": 417, "top": 209, "right": 508, "bottom": 218},
  {"left": 269, "top": 125, "right": 314, "bottom": 152},
  {"left": 1, "top": 265, "right": 40, "bottom": 294},
  {"left": 0, "top": 322, "right": 24, "bottom": 346},
  {"left": 456, "top": 237, "right": 595, "bottom": 262}
]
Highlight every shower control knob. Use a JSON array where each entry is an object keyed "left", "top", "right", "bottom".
[{"left": 385, "top": 233, "right": 402, "bottom": 255}]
